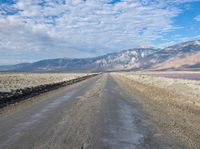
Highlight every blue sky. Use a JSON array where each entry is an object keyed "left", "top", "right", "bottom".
[{"left": 0, "top": 0, "right": 200, "bottom": 65}]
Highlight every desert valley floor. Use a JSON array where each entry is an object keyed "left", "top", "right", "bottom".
[{"left": 0, "top": 72, "right": 199, "bottom": 149}]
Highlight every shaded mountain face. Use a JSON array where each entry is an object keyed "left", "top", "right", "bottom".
[{"left": 0, "top": 40, "right": 200, "bottom": 72}]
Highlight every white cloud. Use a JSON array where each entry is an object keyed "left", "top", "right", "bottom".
[
  {"left": 0, "top": 0, "right": 200, "bottom": 64},
  {"left": 195, "top": 15, "right": 200, "bottom": 22}
]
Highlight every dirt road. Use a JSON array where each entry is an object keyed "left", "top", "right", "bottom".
[{"left": 0, "top": 74, "right": 185, "bottom": 149}]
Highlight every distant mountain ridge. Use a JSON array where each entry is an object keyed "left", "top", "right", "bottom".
[{"left": 0, "top": 40, "right": 200, "bottom": 72}]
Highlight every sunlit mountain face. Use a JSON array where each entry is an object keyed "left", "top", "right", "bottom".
[
  {"left": 0, "top": 0, "right": 200, "bottom": 66},
  {"left": 0, "top": 40, "right": 199, "bottom": 72},
  {"left": 139, "top": 40, "right": 200, "bottom": 70}
]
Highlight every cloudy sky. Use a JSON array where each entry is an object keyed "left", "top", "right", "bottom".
[{"left": 0, "top": 0, "right": 200, "bottom": 65}]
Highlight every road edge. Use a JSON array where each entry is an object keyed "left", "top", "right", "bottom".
[{"left": 0, "top": 74, "right": 99, "bottom": 112}]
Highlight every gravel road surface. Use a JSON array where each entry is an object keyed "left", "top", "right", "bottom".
[{"left": 0, "top": 74, "right": 183, "bottom": 149}]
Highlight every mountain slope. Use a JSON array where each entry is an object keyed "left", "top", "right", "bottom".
[
  {"left": 0, "top": 48, "right": 159, "bottom": 72},
  {"left": 139, "top": 40, "right": 200, "bottom": 70},
  {"left": 0, "top": 40, "right": 199, "bottom": 72},
  {"left": 152, "top": 52, "right": 200, "bottom": 70}
]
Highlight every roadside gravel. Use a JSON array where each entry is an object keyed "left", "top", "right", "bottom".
[
  {"left": 113, "top": 73, "right": 200, "bottom": 149},
  {"left": 0, "top": 73, "right": 89, "bottom": 92}
]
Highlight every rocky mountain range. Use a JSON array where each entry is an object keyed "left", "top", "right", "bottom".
[{"left": 0, "top": 40, "right": 200, "bottom": 72}]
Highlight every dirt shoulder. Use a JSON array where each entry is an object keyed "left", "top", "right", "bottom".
[{"left": 112, "top": 73, "right": 200, "bottom": 149}]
